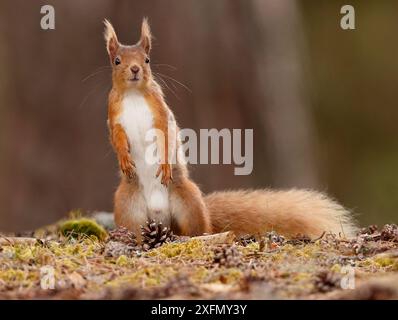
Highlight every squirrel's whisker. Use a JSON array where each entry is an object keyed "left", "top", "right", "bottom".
[
  {"left": 153, "top": 73, "right": 180, "bottom": 100},
  {"left": 154, "top": 72, "right": 192, "bottom": 93},
  {"left": 79, "top": 80, "right": 110, "bottom": 109},
  {"left": 82, "top": 66, "right": 112, "bottom": 83},
  {"left": 152, "top": 63, "right": 177, "bottom": 70}
]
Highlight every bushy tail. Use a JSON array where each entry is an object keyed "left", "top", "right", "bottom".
[{"left": 204, "top": 189, "right": 358, "bottom": 239}]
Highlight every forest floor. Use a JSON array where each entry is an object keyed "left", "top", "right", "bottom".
[{"left": 0, "top": 215, "right": 397, "bottom": 300}]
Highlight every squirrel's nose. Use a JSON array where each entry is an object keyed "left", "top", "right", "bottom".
[{"left": 131, "top": 65, "right": 140, "bottom": 74}]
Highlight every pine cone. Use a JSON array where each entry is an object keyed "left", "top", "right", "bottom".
[
  {"left": 266, "top": 231, "right": 285, "bottom": 245},
  {"left": 140, "top": 219, "right": 176, "bottom": 251},
  {"left": 108, "top": 227, "right": 137, "bottom": 246},
  {"left": 238, "top": 235, "right": 257, "bottom": 246},
  {"left": 288, "top": 233, "right": 312, "bottom": 245},
  {"left": 380, "top": 224, "right": 398, "bottom": 242},
  {"left": 213, "top": 244, "right": 242, "bottom": 268},
  {"left": 314, "top": 271, "right": 341, "bottom": 293},
  {"left": 359, "top": 225, "right": 378, "bottom": 235}
]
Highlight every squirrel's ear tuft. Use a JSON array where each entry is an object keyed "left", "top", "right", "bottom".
[
  {"left": 104, "top": 19, "right": 119, "bottom": 59},
  {"left": 138, "top": 17, "right": 152, "bottom": 54}
]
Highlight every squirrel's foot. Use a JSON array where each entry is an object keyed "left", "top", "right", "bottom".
[
  {"left": 156, "top": 163, "right": 173, "bottom": 187},
  {"left": 119, "top": 154, "right": 136, "bottom": 179}
]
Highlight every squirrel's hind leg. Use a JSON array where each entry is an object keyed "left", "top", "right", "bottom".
[
  {"left": 114, "top": 179, "right": 147, "bottom": 242},
  {"left": 169, "top": 178, "right": 212, "bottom": 237}
]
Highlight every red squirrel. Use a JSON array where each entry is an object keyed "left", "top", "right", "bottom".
[{"left": 104, "top": 18, "right": 358, "bottom": 242}]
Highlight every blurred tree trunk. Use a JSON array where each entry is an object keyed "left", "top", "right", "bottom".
[
  {"left": 0, "top": 1, "right": 8, "bottom": 228},
  {"left": 248, "top": 0, "right": 319, "bottom": 188}
]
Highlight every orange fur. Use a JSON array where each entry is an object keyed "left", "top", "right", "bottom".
[
  {"left": 205, "top": 189, "right": 358, "bottom": 238},
  {"left": 170, "top": 177, "right": 212, "bottom": 236}
]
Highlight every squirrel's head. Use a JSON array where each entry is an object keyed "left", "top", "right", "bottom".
[{"left": 104, "top": 18, "right": 152, "bottom": 91}]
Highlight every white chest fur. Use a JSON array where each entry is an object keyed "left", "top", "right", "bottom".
[{"left": 118, "top": 91, "right": 169, "bottom": 215}]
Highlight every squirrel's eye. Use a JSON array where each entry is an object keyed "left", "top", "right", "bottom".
[
  {"left": 114, "top": 57, "right": 121, "bottom": 65},
  {"left": 145, "top": 57, "right": 150, "bottom": 64}
]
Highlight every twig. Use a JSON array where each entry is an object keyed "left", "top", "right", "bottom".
[
  {"left": 0, "top": 237, "right": 40, "bottom": 245},
  {"left": 311, "top": 231, "right": 327, "bottom": 243},
  {"left": 191, "top": 232, "right": 236, "bottom": 245}
]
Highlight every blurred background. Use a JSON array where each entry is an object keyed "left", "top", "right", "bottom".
[{"left": 0, "top": 0, "right": 397, "bottom": 231}]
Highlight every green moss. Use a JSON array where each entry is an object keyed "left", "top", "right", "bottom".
[
  {"left": 146, "top": 239, "right": 212, "bottom": 260},
  {"left": 0, "top": 269, "right": 39, "bottom": 288},
  {"left": 331, "top": 264, "right": 342, "bottom": 273},
  {"left": 14, "top": 246, "right": 36, "bottom": 262},
  {"left": 3, "top": 244, "right": 47, "bottom": 264},
  {"left": 217, "top": 268, "right": 243, "bottom": 284},
  {"left": 292, "top": 272, "right": 311, "bottom": 282},
  {"left": 116, "top": 255, "right": 130, "bottom": 267},
  {"left": 293, "top": 244, "right": 321, "bottom": 259},
  {"left": 106, "top": 266, "right": 177, "bottom": 287},
  {"left": 373, "top": 256, "right": 398, "bottom": 270},
  {"left": 0, "top": 269, "right": 27, "bottom": 282},
  {"left": 191, "top": 266, "right": 211, "bottom": 283},
  {"left": 59, "top": 218, "right": 107, "bottom": 241},
  {"left": 192, "top": 267, "right": 243, "bottom": 285},
  {"left": 357, "top": 254, "right": 397, "bottom": 273}
]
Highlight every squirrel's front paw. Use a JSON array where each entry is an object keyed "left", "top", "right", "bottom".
[
  {"left": 156, "top": 163, "right": 173, "bottom": 186},
  {"left": 119, "top": 154, "right": 136, "bottom": 179}
]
